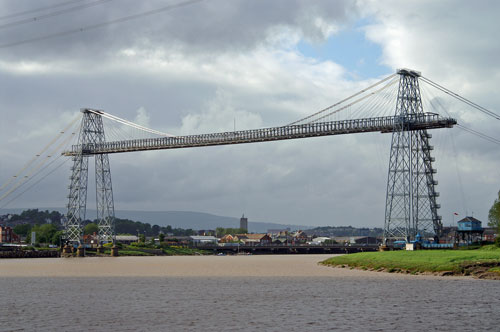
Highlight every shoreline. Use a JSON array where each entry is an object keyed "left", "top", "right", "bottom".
[
  {"left": 0, "top": 254, "right": 471, "bottom": 280},
  {"left": 320, "top": 248, "right": 500, "bottom": 280},
  {"left": 321, "top": 262, "right": 500, "bottom": 280}
]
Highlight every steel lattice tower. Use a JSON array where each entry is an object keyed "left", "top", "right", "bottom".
[
  {"left": 65, "top": 109, "right": 115, "bottom": 244},
  {"left": 383, "top": 69, "right": 442, "bottom": 243}
]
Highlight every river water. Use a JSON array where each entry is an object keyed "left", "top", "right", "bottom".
[{"left": 1, "top": 255, "right": 499, "bottom": 331}]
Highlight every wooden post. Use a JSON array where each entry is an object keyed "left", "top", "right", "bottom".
[
  {"left": 110, "top": 245, "right": 118, "bottom": 257},
  {"left": 77, "top": 244, "right": 85, "bottom": 257}
]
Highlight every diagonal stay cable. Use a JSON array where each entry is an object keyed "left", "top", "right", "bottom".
[
  {"left": 0, "top": 0, "right": 114, "bottom": 30},
  {"left": 1, "top": 154, "right": 64, "bottom": 201},
  {"left": 0, "top": 158, "right": 70, "bottom": 209},
  {"left": 0, "top": 0, "right": 204, "bottom": 49},
  {"left": 0, "top": 114, "right": 81, "bottom": 193},
  {"left": 0, "top": 130, "right": 77, "bottom": 202},
  {"left": 288, "top": 73, "right": 397, "bottom": 125},
  {"left": 456, "top": 124, "right": 500, "bottom": 145},
  {"left": 87, "top": 109, "right": 176, "bottom": 137},
  {"left": 449, "top": 129, "right": 468, "bottom": 215},
  {"left": 309, "top": 77, "right": 399, "bottom": 124},
  {"left": 421, "top": 76, "right": 500, "bottom": 120}
]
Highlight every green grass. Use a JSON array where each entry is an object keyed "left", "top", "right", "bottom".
[
  {"left": 162, "top": 247, "right": 209, "bottom": 255},
  {"left": 121, "top": 243, "right": 209, "bottom": 256},
  {"left": 117, "top": 250, "right": 154, "bottom": 256},
  {"left": 116, "top": 247, "right": 209, "bottom": 256},
  {"left": 30, "top": 247, "right": 59, "bottom": 251},
  {"left": 322, "top": 245, "right": 500, "bottom": 274},
  {"left": 62, "top": 249, "right": 150, "bottom": 257}
]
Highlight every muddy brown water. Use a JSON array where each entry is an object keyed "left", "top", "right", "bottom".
[{"left": 1, "top": 255, "right": 499, "bottom": 331}]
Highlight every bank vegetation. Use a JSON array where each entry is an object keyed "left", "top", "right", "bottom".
[{"left": 321, "top": 245, "right": 500, "bottom": 279}]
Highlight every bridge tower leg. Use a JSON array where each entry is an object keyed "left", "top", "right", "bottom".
[
  {"left": 65, "top": 109, "right": 115, "bottom": 245},
  {"left": 383, "top": 70, "right": 442, "bottom": 244}
]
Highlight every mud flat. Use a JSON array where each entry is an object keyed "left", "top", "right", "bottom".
[
  {"left": 0, "top": 254, "right": 467, "bottom": 279},
  {"left": 321, "top": 248, "right": 500, "bottom": 280},
  {"left": 2, "top": 255, "right": 499, "bottom": 331}
]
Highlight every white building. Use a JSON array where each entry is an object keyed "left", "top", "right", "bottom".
[
  {"left": 309, "top": 237, "right": 331, "bottom": 245},
  {"left": 190, "top": 235, "right": 218, "bottom": 244},
  {"left": 116, "top": 235, "right": 139, "bottom": 244}
]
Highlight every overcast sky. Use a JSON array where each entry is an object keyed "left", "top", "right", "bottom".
[{"left": 0, "top": 0, "right": 499, "bottom": 228}]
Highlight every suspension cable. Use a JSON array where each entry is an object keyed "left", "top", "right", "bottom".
[
  {"left": 456, "top": 124, "right": 500, "bottom": 145},
  {"left": 421, "top": 76, "right": 500, "bottom": 120},
  {"left": 288, "top": 73, "right": 397, "bottom": 125},
  {"left": 0, "top": 129, "right": 77, "bottom": 202},
  {"left": 449, "top": 129, "right": 468, "bottom": 215},
  {"left": 309, "top": 77, "right": 399, "bottom": 123},
  {"left": 0, "top": 114, "right": 81, "bottom": 193},
  {"left": 87, "top": 109, "right": 176, "bottom": 137},
  {"left": 0, "top": 158, "right": 70, "bottom": 209}
]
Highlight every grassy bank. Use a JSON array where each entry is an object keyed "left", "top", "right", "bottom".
[
  {"left": 99, "top": 242, "right": 211, "bottom": 256},
  {"left": 162, "top": 246, "right": 209, "bottom": 255},
  {"left": 322, "top": 245, "right": 500, "bottom": 278},
  {"left": 117, "top": 250, "right": 154, "bottom": 256},
  {"left": 125, "top": 244, "right": 210, "bottom": 256}
]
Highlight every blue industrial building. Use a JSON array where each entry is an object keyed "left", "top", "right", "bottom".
[{"left": 457, "top": 216, "right": 483, "bottom": 244}]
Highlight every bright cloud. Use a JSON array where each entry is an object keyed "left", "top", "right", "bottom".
[{"left": 0, "top": 0, "right": 498, "bottom": 227}]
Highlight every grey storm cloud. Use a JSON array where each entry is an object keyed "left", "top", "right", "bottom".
[
  {"left": 0, "top": 0, "right": 355, "bottom": 61},
  {"left": 0, "top": 0, "right": 499, "bottom": 228}
]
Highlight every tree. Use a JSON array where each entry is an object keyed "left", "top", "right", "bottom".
[
  {"left": 152, "top": 224, "right": 160, "bottom": 235},
  {"left": 216, "top": 227, "right": 225, "bottom": 237},
  {"left": 51, "top": 231, "right": 64, "bottom": 246},
  {"left": 488, "top": 190, "right": 500, "bottom": 231},
  {"left": 84, "top": 223, "right": 99, "bottom": 235},
  {"left": 39, "top": 224, "right": 58, "bottom": 244},
  {"left": 17, "top": 209, "right": 63, "bottom": 226},
  {"left": 216, "top": 227, "right": 247, "bottom": 237},
  {"left": 29, "top": 224, "right": 58, "bottom": 245},
  {"left": 139, "top": 234, "right": 146, "bottom": 243},
  {"left": 143, "top": 223, "right": 152, "bottom": 235},
  {"left": 159, "top": 233, "right": 165, "bottom": 243},
  {"left": 13, "top": 224, "right": 32, "bottom": 237}
]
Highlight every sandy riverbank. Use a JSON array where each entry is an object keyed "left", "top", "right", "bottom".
[
  {"left": 0, "top": 254, "right": 467, "bottom": 279},
  {"left": 1, "top": 255, "right": 495, "bottom": 332}
]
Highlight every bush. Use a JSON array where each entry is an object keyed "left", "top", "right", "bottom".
[
  {"left": 495, "top": 236, "right": 500, "bottom": 248},
  {"left": 118, "top": 250, "right": 154, "bottom": 256}
]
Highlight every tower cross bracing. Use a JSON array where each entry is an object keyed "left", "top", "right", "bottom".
[
  {"left": 65, "top": 110, "right": 115, "bottom": 244},
  {"left": 383, "top": 69, "right": 442, "bottom": 243},
  {"left": 63, "top": 69, "right": 456, "bottom": 245}
]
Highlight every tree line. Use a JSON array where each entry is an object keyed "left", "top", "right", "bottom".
[
  {"left": 5, "top": 209, "right": 197, "bottom": 245},
  {"left": 488, "top": 191, "right": 500, "bottom": 232}
]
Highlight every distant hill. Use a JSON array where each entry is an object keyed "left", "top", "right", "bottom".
[
  {"left": 114, "top": 210, "right": 313, "bottom": 233},
  {"left": 304, "top": 225, "right": 384, "bottom": 237},
  {"left": 0, "top": 208, "right": 313, "bottom": 233}
]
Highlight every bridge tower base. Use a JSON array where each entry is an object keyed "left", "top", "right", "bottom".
[
  {"left": 383, "top": 69, "right": 442, "bottom": 244},
  {"left": 64, "top": 109, "right": 115, "bottom": 245}
]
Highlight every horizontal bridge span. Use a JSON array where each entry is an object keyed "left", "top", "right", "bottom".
[{"left": 63, "top": 113, "right": 457, "bottom": 156}]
